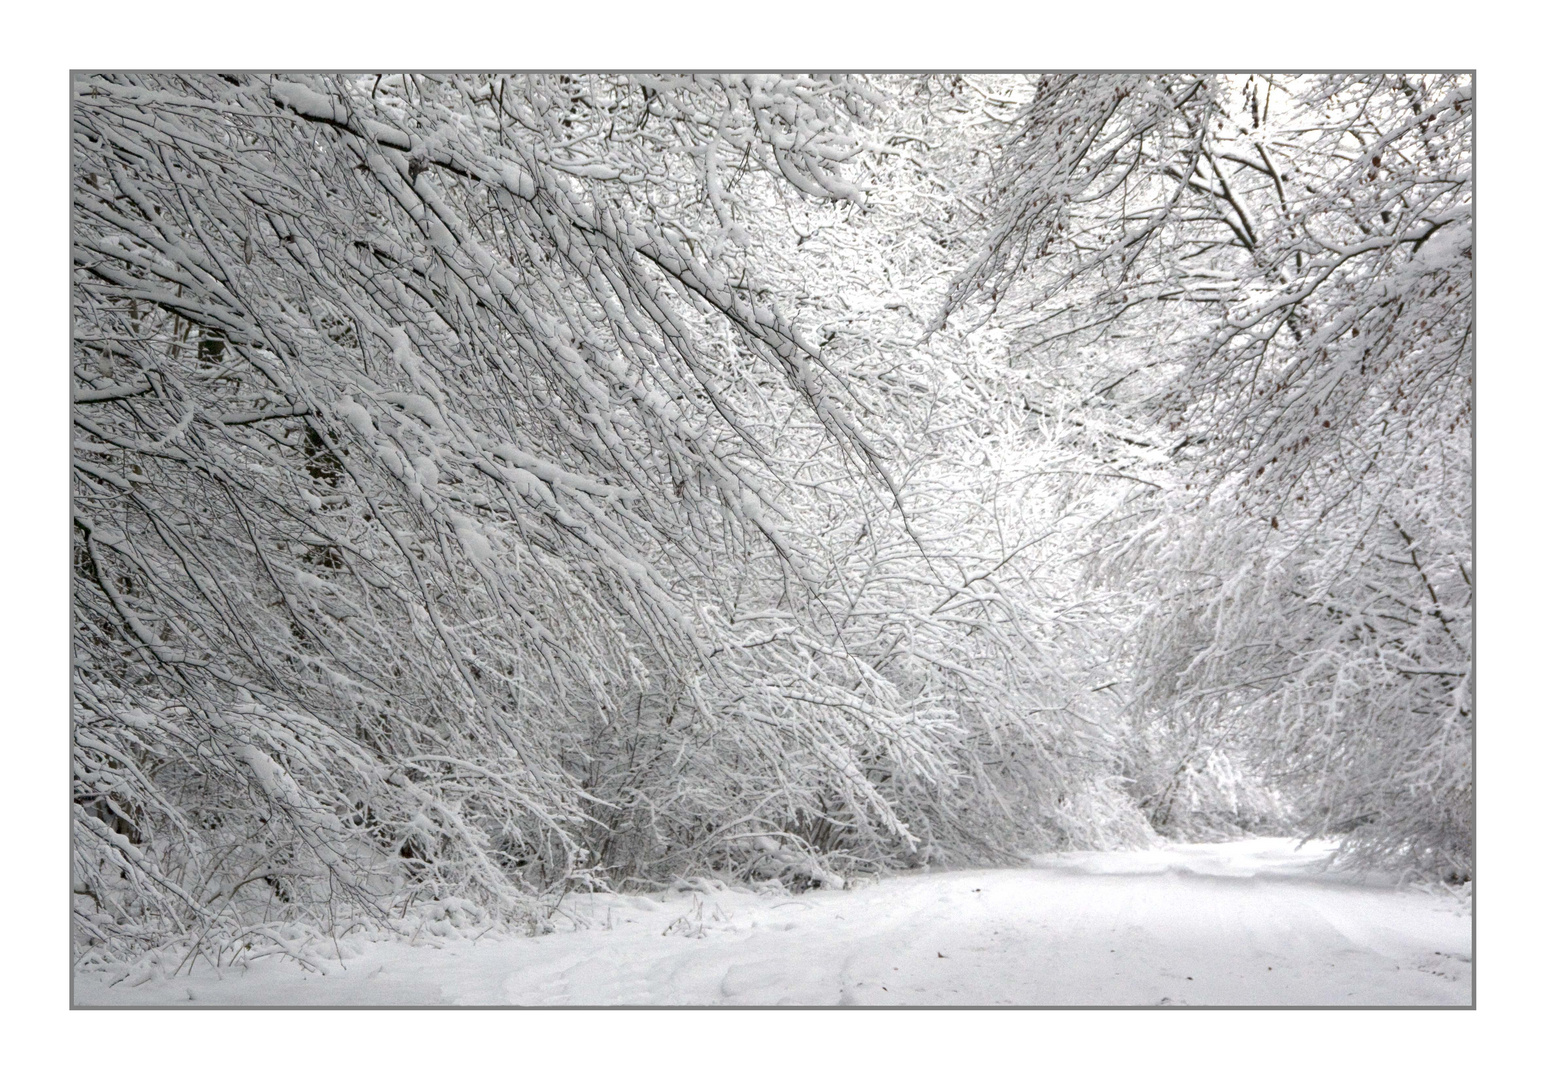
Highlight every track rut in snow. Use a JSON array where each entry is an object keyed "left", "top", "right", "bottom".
[{"left": 75, "top": 839, "right": 1472, "bottom": 1007}]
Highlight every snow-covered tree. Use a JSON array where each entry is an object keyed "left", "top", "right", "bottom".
[
  {"left": 940, "top": 73, "right": 1472, "bottom": 876},
  {"left": 71, "top": 71, "right": 1473, "bottom": 972},
  {"left": 72, "top": 73, "right": 1154, "bottom": 968}
]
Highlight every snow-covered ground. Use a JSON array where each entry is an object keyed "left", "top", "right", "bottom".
[{"left": 74, "top": 838, "right": 1471, "bottom": 1007}]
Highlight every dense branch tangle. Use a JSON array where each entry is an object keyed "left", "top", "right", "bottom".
[
  {"left": 71, "top": 74, "right": 1472, "bottom": 971},
  {"left": 71, "top": 73, "right": 1123, "bottom": 965},
  {"left": 941, "top": 74, "right": 1472, "bottom": 876}
]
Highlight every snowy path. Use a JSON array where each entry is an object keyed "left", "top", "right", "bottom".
[{"left": 74, "top": 839, "right": 1471, "bottom": 1006}]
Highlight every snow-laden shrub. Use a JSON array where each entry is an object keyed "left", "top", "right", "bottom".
[
  {"left": 940, "top": 74, "right": 1472, "bottom": 880},
  {"left": 71, "top": 73, "right": 1147, "bottom": 966},
  {"left": 1127, "top": 723, "right": 1288, "bottom": 840}
]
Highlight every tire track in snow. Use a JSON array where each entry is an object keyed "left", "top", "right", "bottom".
[{"left": 76, "top": 839, "right": 1473, "bottom": 1006}]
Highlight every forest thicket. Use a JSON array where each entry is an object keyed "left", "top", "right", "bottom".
[{"left": 71, "top": 73, "right": 1472, "bottom": 968}]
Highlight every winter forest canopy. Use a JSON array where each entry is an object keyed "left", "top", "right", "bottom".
[{"left": 70, "top": 73, "right": 1472, "bottom": 970}]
